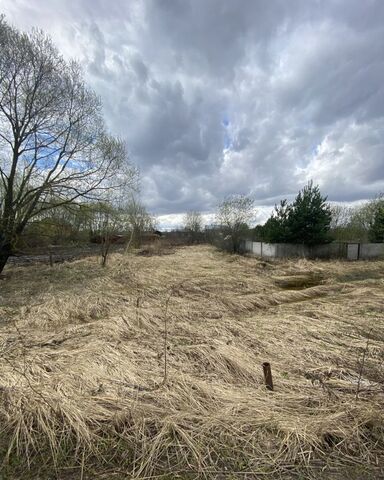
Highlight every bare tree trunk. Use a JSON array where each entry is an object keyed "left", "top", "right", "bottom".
[
  {"left": 101, "top": 235, "right": 111, "bottom": 267},
  {"left": 124, "top": 228, "right": 135, "bottom": 254},
  {"left": 0, "top": 243, "right": 12, "bottom": 274}
]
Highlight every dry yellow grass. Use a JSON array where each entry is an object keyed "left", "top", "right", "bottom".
[{"left": 0, "top": 245, "right": 384, "bottom": 479}]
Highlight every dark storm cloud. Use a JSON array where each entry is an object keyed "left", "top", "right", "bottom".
[{"left": 2, "top": 0, "right": 384, "bottom": 226}]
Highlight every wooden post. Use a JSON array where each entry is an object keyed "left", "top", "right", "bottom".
[{"left": 262, "top": 362, "right": 273, "bottom": 391}]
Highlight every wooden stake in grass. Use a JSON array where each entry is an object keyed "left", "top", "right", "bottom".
[
  {"left": 262, "top": 362, "right": 274, "bottom": 391},
  {"left": 136, "top": 295, "right": 141, "bottom": 328}
]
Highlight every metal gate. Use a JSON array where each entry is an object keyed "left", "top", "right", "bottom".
[{"left": 347, "top": 243, "right": 360, "bottom": 260}]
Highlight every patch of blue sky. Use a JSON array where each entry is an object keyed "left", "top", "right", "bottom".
[
  {"left": 222, "top": 116, "right": 233, "bottom": 150},
  {"left": 222, "top": 117, "right": 230, "bottom": 127},
  {"left": 22, "top": 147, "right": 88, "bottom": 172},
  {"left": 311, "top": 144, "right": 320, "bottom": 156}
]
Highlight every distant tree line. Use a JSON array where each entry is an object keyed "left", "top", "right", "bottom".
[
  {"left": 254, "top": 186, "right": 384, "bottom": 245},
  {"left": 328, "top": 194, "right": 384, "bottom": 243},
  {"left": 18, "top": 196, "right": 155, "bottom": 249},
  {"left": 187, "top": 183, "right": 384, "bottom": 255},
  {"left": 207, "top": 182, "right": 333, "bottom": 252}
]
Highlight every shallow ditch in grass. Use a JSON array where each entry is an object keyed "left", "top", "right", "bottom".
[{"left": 273, "top": 272, "right": 324, "bottom": 290}]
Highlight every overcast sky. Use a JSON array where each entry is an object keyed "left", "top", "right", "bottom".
[{"left": 1, "top": 0, "right": 384, "bottom": 228}]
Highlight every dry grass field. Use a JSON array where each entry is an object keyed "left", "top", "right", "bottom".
[{"left": 0, "top": 245, "right": 383, "bottom": 479}]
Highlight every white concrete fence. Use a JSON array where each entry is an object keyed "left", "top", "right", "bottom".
[{"left": 243, "top": 240, "right": 384, "bottom": 260}]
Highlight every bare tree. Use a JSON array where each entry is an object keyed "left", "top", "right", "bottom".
[
  {"left": 330, "top": 194, "right": 384, "bottom": 242},
  {"left": 0, "top": 17, "right": 136, "bottom": 272},
  {"left": 183, "top": 210, "right": 203, "bottom": 243},
  {"left": 330, "top": 205, "right": 353, "bottom": 230},
  {"left": 98, "top": 203, "right": 122, "bottom": 267},
  {"left": 124, "top": 196, "right": 154, "bottom": 251},
  {"left": 216, "top": 195, "right": 255, "bottom": 253}
]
